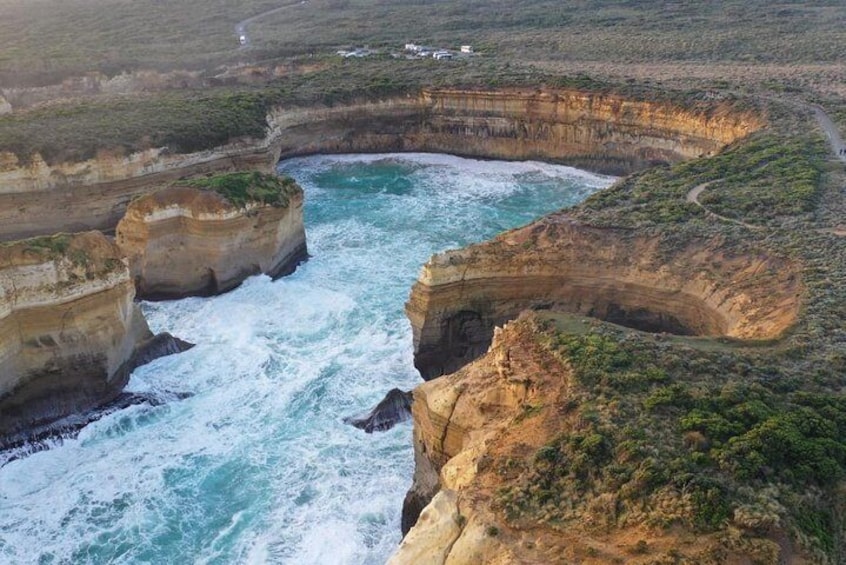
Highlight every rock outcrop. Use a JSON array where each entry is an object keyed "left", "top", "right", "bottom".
[
  {"left": 343, "top": 388, "right": 414, "bottom": 434},
  {"left": 0, "top": 88, "right": 761, "bottom": 241},
  {"left": 115, "top": 173, "right": 307, "bottom": 299},
  {"left": 392, "top": 314, "right": 815, "bottom": 564},
  {"left": 0, "top": 231, "right": 183, "bottom": 448},
  {"left": 406, "top": 214, "right": 801, "bottom": 379}
]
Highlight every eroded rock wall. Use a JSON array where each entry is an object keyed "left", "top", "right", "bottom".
[
  {"left": 116, "top": 184, "right": 307, "bottom": 299},
  {"left": 0, "top": 89, "right": 761, "bottom": 241},
  {"left": 406, "top": 215, "right": 801, "bottom": 379},
  {"left": 414, "top": 89, "right": 757, "bottom": 173},
  {"left": 0, "top": 232, "right": 153, "bottom": 446},
  {"left": 0, "top": 145, "right": 277, "bottom": 241},
  {"left": 393, "top": 315, "right": 812, "bottom": 564}
]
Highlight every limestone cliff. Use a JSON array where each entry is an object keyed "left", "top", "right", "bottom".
[
  {"left": 392, "top": 314, "right": 818, "bottom": 564},
  {"left": 0, "top": 232, "right": 157, "bottom": 447},
  {"left": 0, "top": 88, "right": 761, "bottom": 241},
  {"left": 406, "top": 213, "right": 801, "bottom": 379},
  {"left": 115, "top": 173, "right": 306, "bottom": 299}
]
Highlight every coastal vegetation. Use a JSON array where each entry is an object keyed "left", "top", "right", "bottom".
[
  {"left": 578, "top": 130, "right": 827, "bottom": 228},
  {"left": 494, "top": 315, "right": 846, "bottom": 560},
  {"left": 1, "top": 232, "right": 126, "bottom": 277},
  {"left": 1, "top": 0, "right": 846, "bottom": 561},
  {"left": 0, "top": 60, "right": 734, "bottom": 165},
  {"left": 179, "top": 171, "right": 300, "bottom": 208}
]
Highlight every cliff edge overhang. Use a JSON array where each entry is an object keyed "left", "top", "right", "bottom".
[{"left": 406, "top": 214, "right": 800, "bottom": 380}]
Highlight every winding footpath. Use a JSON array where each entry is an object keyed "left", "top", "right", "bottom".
[
  {"left": 686, "top": 102, "right": 846, "bottom": 236},
  {"left": 685, "top": 181, "right": 763, "bottom": 230}
]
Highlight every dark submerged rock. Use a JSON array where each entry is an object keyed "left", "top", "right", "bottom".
[{"left": 343, "top": 388, "right": 413, "bottom": 433}]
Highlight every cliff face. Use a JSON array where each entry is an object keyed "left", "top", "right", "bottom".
[
  {"left": 0, "top": 232, "right": 153, "bottom": 446},
  {"left": 416, "top": 89, "right": 756, "bottom": 172},
  {"left": 0, "top": 144, "right": 277, "bottom": 242},
  {"left": 406, "top": 214, "right": 801, "bottom": 380},
  {"left": 270, "top": 90, "right": 758, "bottom": 172},
  {"left": 0, "top": 89, "right": 761, "bottom": 241},
  {"left": 115, "top": 181, "right": 306, "bottom": 299},
  {"left": 391, "top": 314, "right": 815, "bottom": 565}
]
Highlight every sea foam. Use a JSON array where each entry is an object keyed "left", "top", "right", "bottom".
[{"left": 0, "top": 153, "right": 613, "bottom": 564}]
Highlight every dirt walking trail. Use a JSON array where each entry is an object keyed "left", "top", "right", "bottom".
[
  {"left": 812, "top": 104, "right": 846, "bottom": 163},
  {"left": 686, "top": 103, "right": 846, "bottom": 235},
  {"left": 685, "top": 181, "right": 764, "bottom": 230},
  {"left": 811, "top": 104, "right": 846, "bottom": 236}
]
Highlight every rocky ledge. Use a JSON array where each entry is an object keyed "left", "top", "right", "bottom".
[
  {"left": 116, "top": 172, "right": 307, "bottom": 299},
  {"left": 0, "top": 231, "right": 188, "bottom": 448}
]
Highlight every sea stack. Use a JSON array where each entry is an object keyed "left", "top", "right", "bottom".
[{"left": 116, "top": 172, "right": 308, "bottom": 300}]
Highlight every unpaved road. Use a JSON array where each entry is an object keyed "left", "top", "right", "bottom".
[
  {"left": 235, "top": 1, "right": 304, "bottom": 48},
  {"left": 812, "top": 104, "right": 846, "bottom": 164}
]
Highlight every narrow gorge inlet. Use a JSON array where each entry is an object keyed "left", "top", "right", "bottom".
[{"left": 0, "top": 153, "right": 612, "bottom": 564}]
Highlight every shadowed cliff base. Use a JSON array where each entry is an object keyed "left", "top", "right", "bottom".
[
  {"left": 406, "top": 216, "right": 801, "bottom": 380},
  {"left": 0, "top": 331, "right": 194, "bottom": 451},
  {"left": 0, "top": 387, "right": 193, "bottom": 467}
]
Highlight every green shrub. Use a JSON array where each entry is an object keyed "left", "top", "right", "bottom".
[{"left": 180, "top": 171, "right": 300, "bottom": 208}]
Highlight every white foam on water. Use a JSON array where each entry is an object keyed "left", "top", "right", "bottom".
[{"left": 0, "top": 154, "right": 613, "bottom": 565}]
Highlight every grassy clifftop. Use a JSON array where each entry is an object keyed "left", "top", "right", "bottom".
[
  {"left": 179, "top": 171, "right": 301, "bottom": 208},
  {"left": 0, "top": 60, "right": 755, "bottom": 165},
  {"left": 492, "top": 313, "right": 846, "bottom": 561}
]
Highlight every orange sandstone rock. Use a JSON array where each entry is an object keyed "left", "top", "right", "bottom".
[
  {"left": 0, "top": 232, "right": 154, "bottom": 446},
  {"left": 116, "top": 184, "right": 307, "bottom": 299}
]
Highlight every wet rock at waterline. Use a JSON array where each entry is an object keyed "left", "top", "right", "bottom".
[
  {"left": 0, "top": 389, "right": 193, "bottom": 467},
  {"left": 130, "top": 332, "right": 195, "bottom": 367},
  {"left": 344, "top": 388, "right": 414, "bottom": 433}
]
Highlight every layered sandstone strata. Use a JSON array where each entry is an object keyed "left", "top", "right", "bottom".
[
  {"left": 115, "top": 176, "right": 306, "bottom": 299},
  {"left": 406, "top": 214, "right": 801, "bottom": 379},
  {"left": 0, "top": 88, "right": 760, "bottom": 241},
  {"left": 392, "top": 314, "right": 812, "bottom": 564},
  {"left": 0, "top": 232, "right": 159, "bottom": 447}
]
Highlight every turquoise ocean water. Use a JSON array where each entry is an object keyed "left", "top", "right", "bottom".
[{"left": 0, "top": 153, "right": 612, "bottom": 564}]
